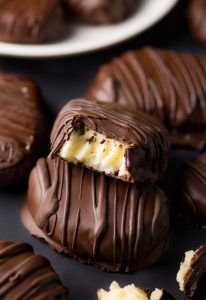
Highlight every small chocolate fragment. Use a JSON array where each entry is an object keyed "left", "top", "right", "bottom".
[
  {"left": 177, "top": 245, "right": 206, "bottom": 298},
  {"left": 0, "top": 241, "right": 68, "bottom": 299},
  {"left": 188, "top": 0, "right": 206, "bottom": 45},
  {"left": 88, "top": 47, "right": 206, "bottom": 150},
  {"left": 180, "top": 153, "right": 206, "bottom": 228},
  {"left": 49, "top": 99, "right": 170, "bottom": 183},
  {"left": 65, "top": 0, "right": 139, "bottom": 24},
  {"left": 0, "top": 72, "right": 48, "bottom": 188},
  {"left": 0, "top": 0, "right": 64, "bottom": 44},
  {"left": 21, "top": 157, "right": 171, "bottom": 273}
]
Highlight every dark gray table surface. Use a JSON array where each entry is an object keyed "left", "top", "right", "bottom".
[{"left": 0, "top": 1, "right": 206, "bottom": 299}]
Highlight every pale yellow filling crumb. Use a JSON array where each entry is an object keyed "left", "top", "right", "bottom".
[
  {"left": 59, "top": 129, "right": 130, "bottom": 177},
  {"left": 150, "top": 289, "right": 163, "bottom": 300},
  {"left": 97, "top": 281, "right": 149, "bottom": 300},
  {"left": 176, "top": 250, "right": 195, "bottom": 291}
]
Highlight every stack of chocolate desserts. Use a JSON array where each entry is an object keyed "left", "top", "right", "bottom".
[{"left": 21, "top": 98, "right": 171, "bottom": 273}]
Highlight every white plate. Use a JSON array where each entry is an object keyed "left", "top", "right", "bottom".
[{"left": 0, "top": 0, "right": 179, "bottom": 58}]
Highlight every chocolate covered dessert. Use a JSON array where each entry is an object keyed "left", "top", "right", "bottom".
[
  {"left": 0, "top": 241, "right": 68, "bottom": 299},
  {"left": 49, "top": 99, "right": 170, "bottom": 183},
  {"left": 0, "top": 72, "right": 48, "bottom": 188},
  {"left": 89, "top": 47, "right": 206, "bottom": 150},
  {"left": 21, "top": 157, "right": 171, "bottom": 273}
]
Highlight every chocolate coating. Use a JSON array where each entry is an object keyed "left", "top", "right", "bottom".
[
  {"left": 65, "top": 0, "right": 139, "bottom": 24},
  {"left": 88, "top": 47, "right": 206, "bottom": 150},
  {"left": 0, "top": 0, "right": 64, "bottom": 44},
  {"left": 0, "top": 72, "right": 48, "bottom": 188},
  {"left": 188, "top": 0, "right": 206, "bottom": 45},
  {"left": 21, "top": 157, "right": 171, "bottom": 273},
  {"left": 49, "top": 98, "right": 170, "bottom": 183},
  {"left": 183, "top": 245, "right": 206, "bottom": 298},
  {"left": 0, "top": 241, "right": 68, "bottom": 299},
  {"left": 180, "top": 153, "right": 206, "bottom": 229}
]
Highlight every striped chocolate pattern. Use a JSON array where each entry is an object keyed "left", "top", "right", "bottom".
[
  {"left": 0, "top": 0, "right": 64, "bottom": 43},
  {"left": 0, "top": 241, "right": 68, "bottom": 299},
  {"left": 22, "top": 157, "right": 171, "bottom": 273},
  {"left": 89, "top": 47, "right": 206, "bottom": 149}
]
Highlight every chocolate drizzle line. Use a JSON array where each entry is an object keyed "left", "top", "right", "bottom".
[
  {"left": 0, "top": 241, "right": 68, "bottom": 299},
  {"left": 24, "top": 157, "right": 171, "bottom": 273}
]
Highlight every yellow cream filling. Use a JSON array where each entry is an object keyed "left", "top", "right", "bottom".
[
  {"left": 59, "top": 129, "right": 130, "bottom": 177},
  {"left": 150, "top": 289, "right": 163, "bottom": 300},
  {"left": 176, "top": 250, "right": 195, "bottom": 291},
  {"left": 97, "top": 281, "right": 149, "bottom": 300}
]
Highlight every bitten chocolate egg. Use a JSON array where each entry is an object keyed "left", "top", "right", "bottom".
[
  {"left": 49, "top": 99, "right": 170, "bottom": 183},
  {"left": 188, "top": 0, "right": 206, "bottom": 45},
  {"left": 89, "top": 47, "right": 206, "bottom": 150},
  {"left": 0, "top": 241, "right": 68, "bottom": 299},
  {"left": 0, "top": 0, "right": 64, "bottom": 44},
  {"left": 65, "top": 0, "right": 139, "bottom": 24},
  {"left": 21, "top": 157, "right": 171, "bottom": 273},
  {"left": 180, "top": 153, "right": 206, "bottom": 229},
  {"left": 0, "top": 72, "right": 48, "bottom": 188}
]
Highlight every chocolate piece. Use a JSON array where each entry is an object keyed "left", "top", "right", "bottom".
[
  {"left": 188, "top": 0, "right": 206, "bottom": 45},
  {"left": 0, "top": 72, "right": 48, "bottom": 188},
  {"left": 0, "top": 0, "right": 64, "bottom": 44},
  {"left": 180, "top": 153, "right": 206, "bottom": 228},
  {"left": 21, "top": 157, "right": 171, "bottom": 273},
  {"left": 49, "top": 99, "right": 170, "bottom": 183},
  {"left": 97, "top": 282, "right": 175, "bottom": 300},
  {"left": 177, "top": 245, "right": 206, "bottom": 298},
  {"left": 0, "top": 241, "right": 68, "bottom": 299},
  {"left": 88, "top": 47, "right": 206, "bottom": 150},
  {"left": 65, "top": 0, "right": 139, "bottom": 24}
]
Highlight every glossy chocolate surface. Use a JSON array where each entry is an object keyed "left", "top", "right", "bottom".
[
  {"left": 188, "top": 0, "right": 206, "bottom": 45},
  {"left": 66, "top": 0, "right": 139, "bottom": 24},
  {"left": 180, "top": 153, "right": 206, "bottom": 229},
  {"left": 21, "top": 157, "right": 171, "bottom": 273},
  {"left": 184, "top": 245, "right": 206, "bottom": 298},
  {"left": 89, "top": 47, "right": 206, "bottom": 150},
  {"left": 0, "top": 0, "right": 64, "bottom": 43},
  {"left": 0, "top": 72, "right": 48, "bottom": 188},
  {"left": 49, "top": 98, "right": 170, "bottom": 183},
  {"left": 0, "top": 241, "right": 68, "bottom": 299}
]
